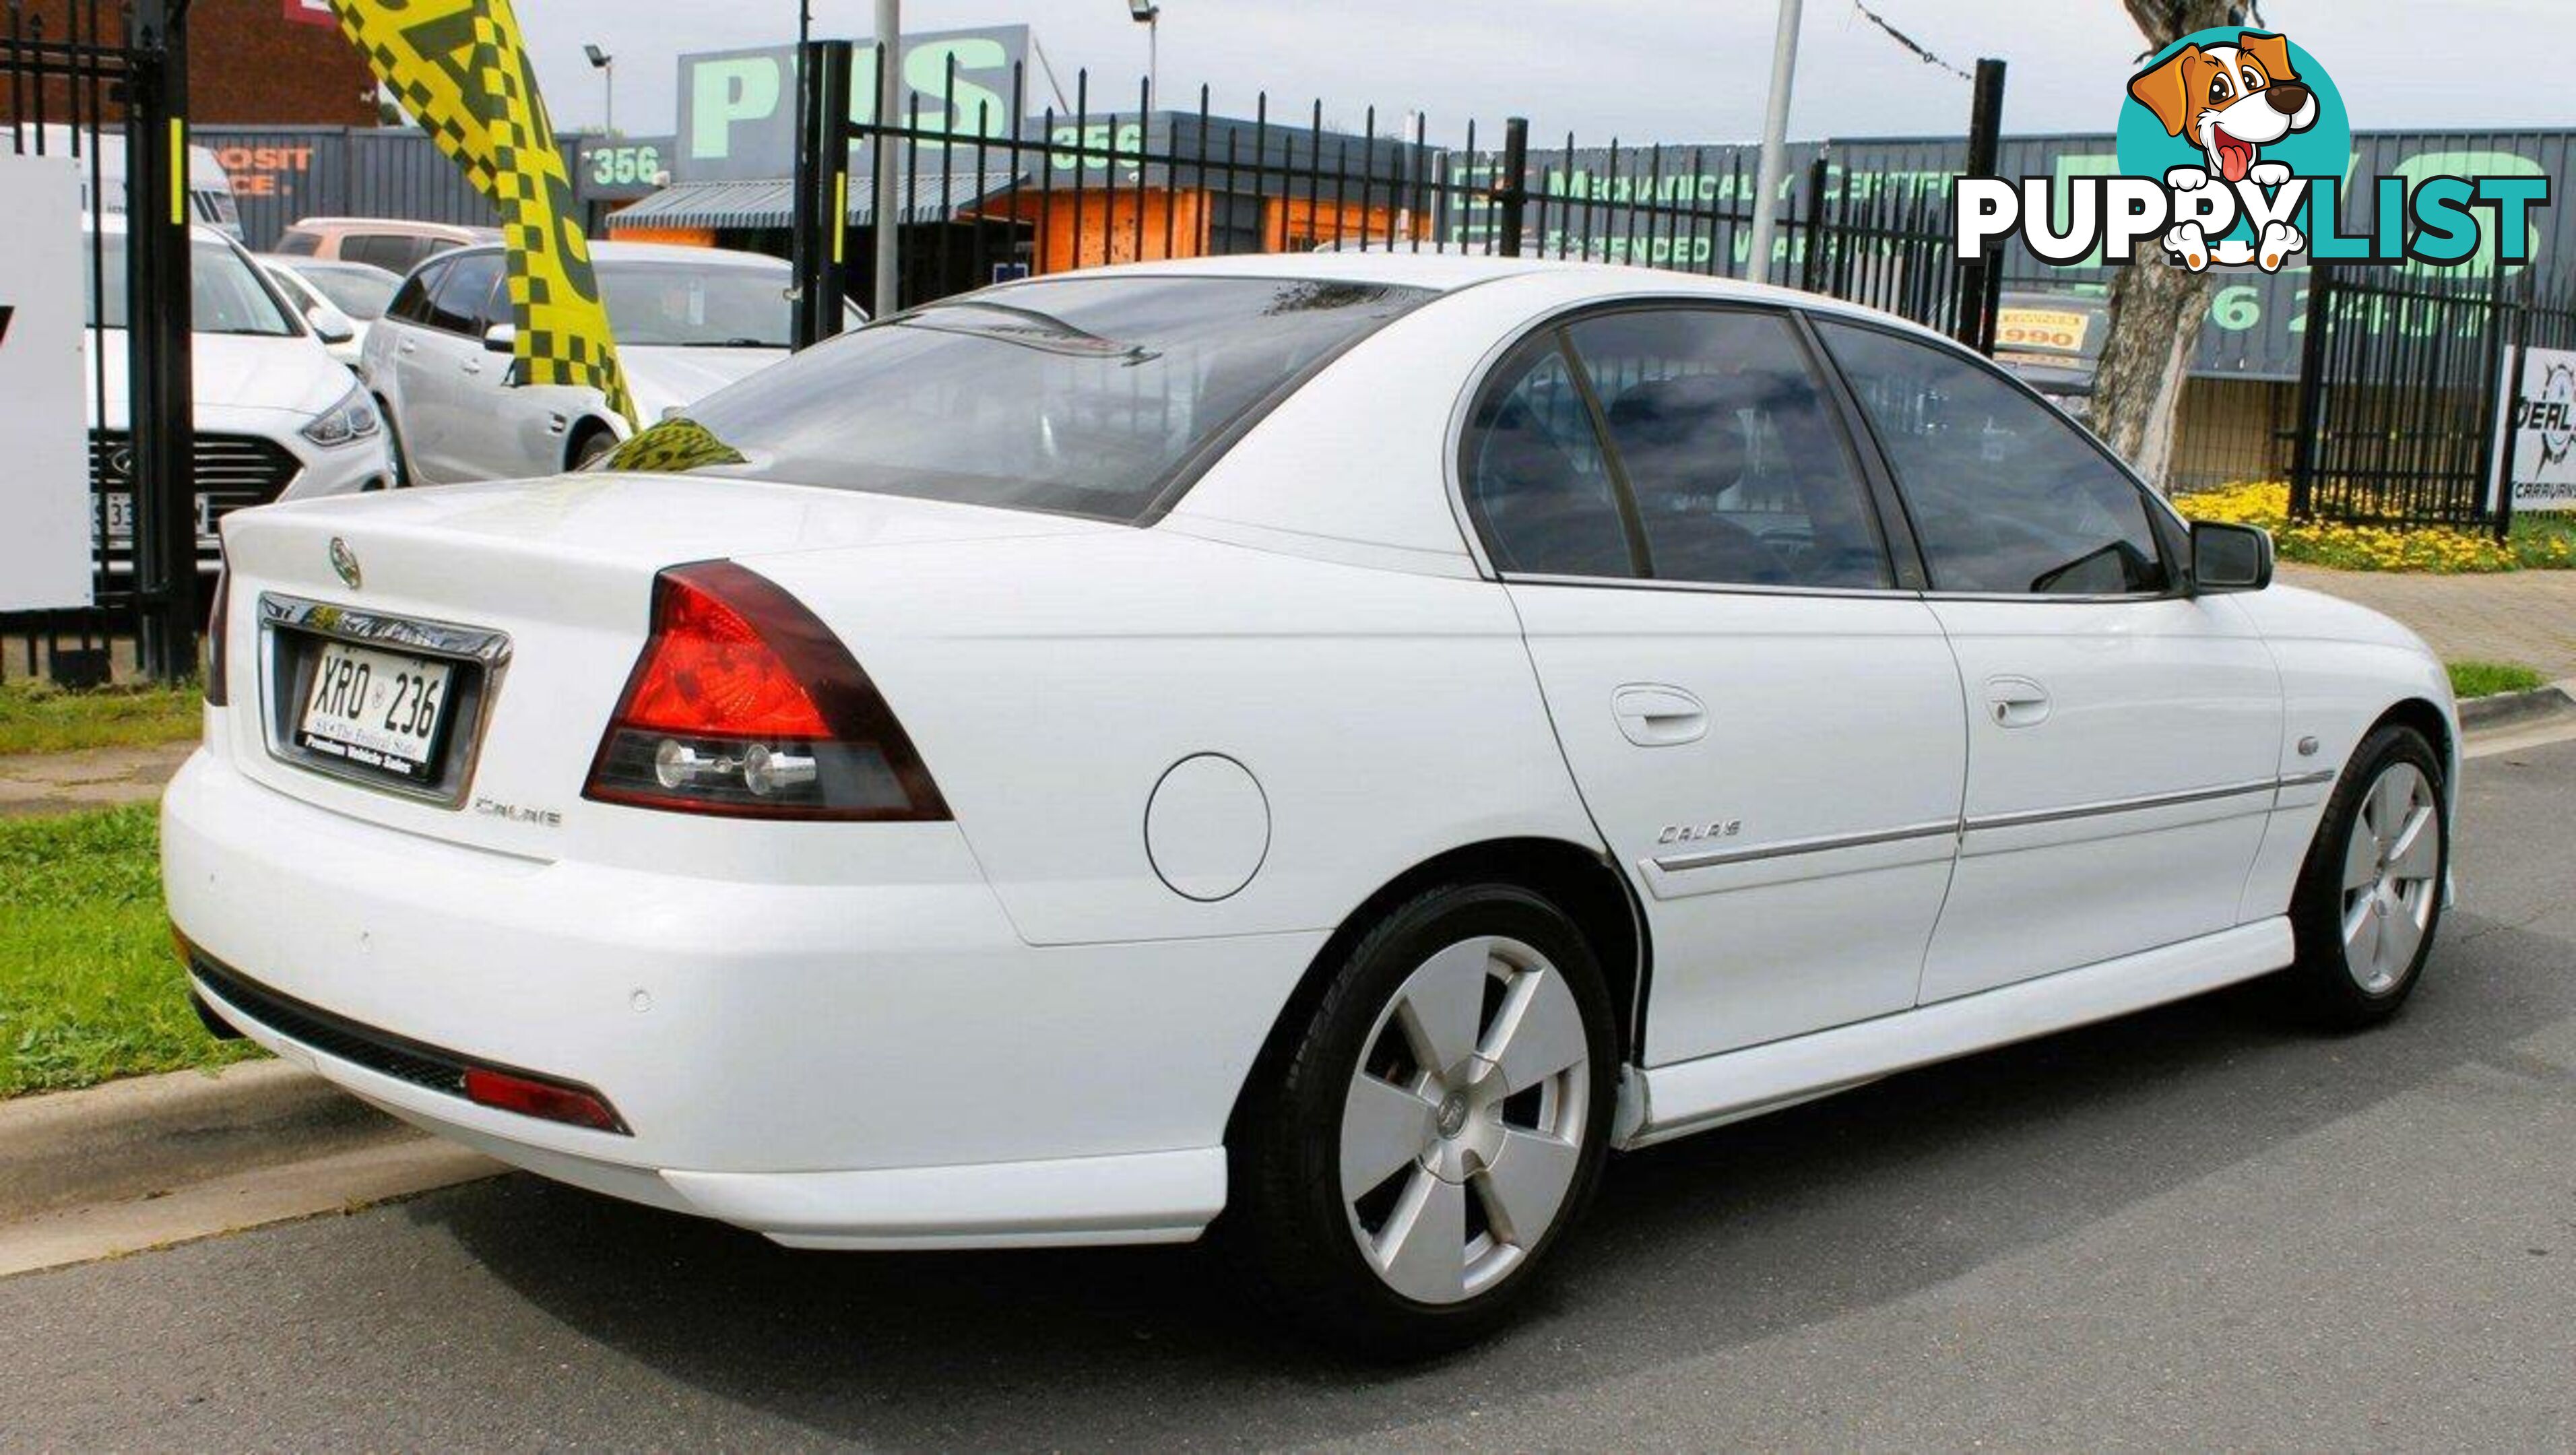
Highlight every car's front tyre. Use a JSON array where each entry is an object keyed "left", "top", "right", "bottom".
[
  {"left": 1229, "top": 883, "right": 1616, "bottom": 1358},
  {"left": 2278, "top": 723, "right": 2448, "bottom": 1029}
]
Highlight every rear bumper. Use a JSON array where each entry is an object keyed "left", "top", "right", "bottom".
[{"left": 164, "top": 745, "right": 1322, "bottom": 1248}]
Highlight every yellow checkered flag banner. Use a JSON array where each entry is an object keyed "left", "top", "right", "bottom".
[{"left": 330, "top": 0, "right": 636, "bottom": 427}]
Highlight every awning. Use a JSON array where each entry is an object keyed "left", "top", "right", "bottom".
[{"left": 609, "top": 171, "right": 1024, "bottom": 231}]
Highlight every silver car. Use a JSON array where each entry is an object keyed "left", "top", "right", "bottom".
[{"left": 360, "top": 242, "right": 859, "bottom": 484}]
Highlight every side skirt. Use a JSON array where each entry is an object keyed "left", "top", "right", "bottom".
[{"left": 1613, "top": 917, "right": 2295, "bottom": 1149}]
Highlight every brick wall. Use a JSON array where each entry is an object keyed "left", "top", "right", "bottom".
[{"left": 1, "top": 0, "right": 375, "bottom": 126}]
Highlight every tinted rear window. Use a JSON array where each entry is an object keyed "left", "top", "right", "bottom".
[{"left": 602, "top": 275, "right": 1432, "bottom": 523}]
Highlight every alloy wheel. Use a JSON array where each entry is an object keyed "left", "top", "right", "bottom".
[
  {"left": 2339, "top": 761, "right": 2440, "bottom": 995},
  {"left": 1339, "top": 934, "right": 1590, "bottom": 1305}
]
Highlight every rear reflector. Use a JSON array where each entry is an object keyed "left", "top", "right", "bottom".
[
  {"left": 463, "top": 1067, "right": 627, "bottom": 1133},
  {"left": 583, "top": 560, "right": 948, "bottom": 820}
]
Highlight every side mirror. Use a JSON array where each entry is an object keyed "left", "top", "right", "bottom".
[
  {"left": 2190, "top": 519, "right": 2273, "bottom": 593},
  {"left": 482, "top": 323, "right": 517, "bottom": 354},
  {"left": 307, "top": 306, "right": 355, "bottom": 346}
]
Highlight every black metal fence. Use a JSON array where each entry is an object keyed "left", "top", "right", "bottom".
[
  {"left": 2, "top": 0, "right": 197, "bottom": 686},
  {"left": 2289, "top": 265, "right": 2573, "bottom": 535},
  {"left": 783, "top": 48, "right": 2003, "bottom": 352}
]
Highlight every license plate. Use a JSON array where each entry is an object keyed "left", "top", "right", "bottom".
[{"left": 294, "top": 641, "right": 454, "bottom": 784}]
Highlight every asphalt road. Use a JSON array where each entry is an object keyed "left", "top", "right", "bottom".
[{"left": 6, "top": 740, "right": 2574, "bottom": 1450}]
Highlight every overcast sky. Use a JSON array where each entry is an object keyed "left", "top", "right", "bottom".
[{"left": 518, "top": 1, "right": 2571, "bottom": 148}]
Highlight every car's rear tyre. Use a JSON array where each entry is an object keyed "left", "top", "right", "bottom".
[
  {"left": 2276, "top": 723, "right": 2447, "bottom": 1029},
  {"left": 1229, "top": 883, "right": 1616, "bottom": 1359}
]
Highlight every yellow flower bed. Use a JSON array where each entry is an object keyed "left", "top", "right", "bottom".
[{"left": 2175, "top": 481, "right": 2576, "bottom": 575}]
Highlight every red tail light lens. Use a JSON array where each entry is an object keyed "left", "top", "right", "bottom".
[
  {"left": 583, "top": 560, "right": 948, "bottom": 820},
  {"left": 203, "top": 558, "right": 232, "bottom": 706}
]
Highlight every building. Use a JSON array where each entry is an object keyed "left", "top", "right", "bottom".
[{"left": 0, "top": 0, "right": 375, "bottom": 127}]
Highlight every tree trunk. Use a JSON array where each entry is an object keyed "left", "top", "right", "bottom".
[
  {"left": 2094, "top": 0, "right": 2248, "bottom": 492},
  {"left": 2092, "top": 259, "right": 2206, "bottom": 490}
]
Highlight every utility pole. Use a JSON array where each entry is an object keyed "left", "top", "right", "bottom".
[
  {"left": 872, "top": 0, "right": 901, "bottom": 315},
  {"left": 1744, "top": 0, "right": 1802, "bottom": 284}
]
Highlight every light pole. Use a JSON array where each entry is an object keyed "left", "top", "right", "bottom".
[
  {"left": 583, "top": 43, "right": 615, "bottom": 135},
  {"left": 1743, "top": 0, "right": 1801, "bottom": 283},
  {"left": 1128, "top": 0, "right": 1159, "bottom": 111},
  {"left": 873, "top": 0, "right": 900, "bottom": 314}
]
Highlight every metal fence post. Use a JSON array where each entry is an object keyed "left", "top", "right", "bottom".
[
  {"left": 790, "top": 39, "right": 853, "bottom": 349},
  {"left": 2288, "top": 263, "right": 2336, "bottom": 521},
  {"left": 1494, "top": 117, "right": 1528, "bottom": 257},
  {"left": 1952, "top": 57, "right": 2006, "bottom": 354},
  {"left": 2489, "top": 266, "right": 2525, "bottom": 542},
  {"left": 127, "top": 0, "right": 195, "bottom": 682}
]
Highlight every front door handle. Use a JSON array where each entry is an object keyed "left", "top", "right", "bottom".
[
  {"left": 461, "top": 356, "right": 482, "bottom": 375},
  {"left": 396, "top": 337, "right": 417, "bottom": 354},
  {"left": 1613, "top": 684, "right": 1708, "bottom": 746},
  {"left": 1985, "top": 674, "right": 2052, "bottom": 728}
]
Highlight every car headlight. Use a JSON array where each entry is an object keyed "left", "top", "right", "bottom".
[{"left": 300, "top": 387, "right": 383, "bottom": 449}]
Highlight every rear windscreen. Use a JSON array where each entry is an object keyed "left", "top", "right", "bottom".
[{"left": 600, "top": 275, "right": 1434, "bottom": 523}]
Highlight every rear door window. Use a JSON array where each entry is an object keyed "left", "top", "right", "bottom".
[
  {"left": 423, "top": 251, "right": 505, "bottom": 336},
  {"left": 1564, "top": 308, "right": 1890, "bottom": 589}
]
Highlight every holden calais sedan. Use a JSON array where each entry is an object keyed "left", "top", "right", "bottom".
[{"left": 169, "top": 254, "right": 2454, "bottom": 1355}]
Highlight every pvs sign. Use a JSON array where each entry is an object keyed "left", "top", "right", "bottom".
[{"left": 1956, "top": 28, "right": 2549, "bottom": 276}]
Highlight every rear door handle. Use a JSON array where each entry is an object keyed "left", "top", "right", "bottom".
[
  {"left": 1613, "top": 684, "right": 1708, "bottom": 746},
  {"left": 1985, "top": 674, "right": 2052, "bottom": 728},
  {"left": 396, "top": 337, "right": 417, "bottom": 354}
]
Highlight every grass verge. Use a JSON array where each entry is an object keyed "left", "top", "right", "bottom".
[
  {"left": 2177, "top": 482, "right": 2576, "bottom": 573},
  {"left": 0, "top": 804, "right": 257, "bottom": 1097},
  {"left": 0, "top": 680, "right": 203, "bottom": 757},
  {"left": 2447, "top": 660, "right": 2548, "bottom": 701}
]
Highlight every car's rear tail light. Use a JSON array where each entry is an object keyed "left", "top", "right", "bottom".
[
  {"left": 583, "top": 560, "right": 948, "bottom": 820},
  {"left": 461, "top": 1067, "right": 626, "bottom": 1132},
  {"left": 203, "top": 557, "right": 232, "bottom": 706}
]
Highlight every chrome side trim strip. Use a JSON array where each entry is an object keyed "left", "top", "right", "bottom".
[
  {"left": 1653, "top": 819, "right": 1959, "bottom": 873},
  {"left": 1650, "top": 773, "right": 2314, "bottom": 876},
  {"left": 1961, "top": 777, "right": 2281, "bottom": 834}
]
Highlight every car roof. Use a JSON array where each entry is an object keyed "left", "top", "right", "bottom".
[
  {"left": 286, "top": 218, "right": 499, "bottom": 240},
  {"left": 440, "top": 239, "right": 788, "bottom": 270},
  {"left": 998, "top": 250, "right": 1954, "bottom": 342},
  {"left": 261, "top": 254, "right": 403, "bottom": 282}
]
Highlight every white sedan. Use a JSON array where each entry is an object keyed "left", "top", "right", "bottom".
[{"left": 168, "top": 254, "right": 2455, "bottom": 1356}]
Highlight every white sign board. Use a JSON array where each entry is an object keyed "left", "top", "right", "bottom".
[
  {"left": 0, "top": 152, "right": 92, "bottom": 611},
  {"left": 2496, "top": 344, "right": 2576, "bottom": 515}
]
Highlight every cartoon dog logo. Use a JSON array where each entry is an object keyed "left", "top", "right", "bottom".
[{"left": 2127, "top": 30, "right": 2317, "bottom": 271}]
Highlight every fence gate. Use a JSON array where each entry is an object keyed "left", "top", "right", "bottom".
[
  {"left": 2289, "top": 263, "right": 2527, "bottom": 536},
  {"left": 1, "top": 0, "right": 195, "bottom": 685}
]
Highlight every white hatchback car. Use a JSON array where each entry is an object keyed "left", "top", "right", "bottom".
[
  {"left": 360, "top": 241, "right": 855, "bottom": 485},
  {"left": 87, "top": 217, "right": 393, "bottom": 576},
  {"left": 169, "top": 255, "right": 2455, "bottom": 1355}
]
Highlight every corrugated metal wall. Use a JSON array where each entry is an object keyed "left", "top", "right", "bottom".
[{"left": 195, "top": 126, "right": 596, "bottom": 251}]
